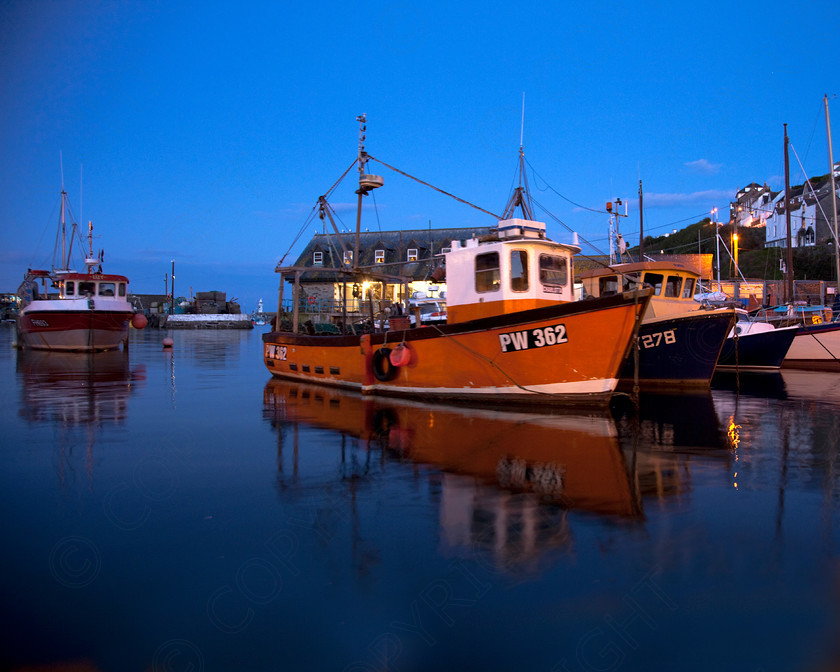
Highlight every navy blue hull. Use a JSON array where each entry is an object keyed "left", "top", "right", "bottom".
[
  {"left": 717, "top": 326, "right": 798, "bottom": 369},
  {"left": 619, "top": 312, "right": 734, "bottom": 388}
]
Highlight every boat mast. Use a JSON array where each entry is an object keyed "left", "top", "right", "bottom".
[
  {"left": 638, "top": 180, "right": 644, "bottom": 261},
  {"left": 354, "top": 114, "right": 367, "bottom": 269},
  {"left": 784, "top": 123, "right": 794, "bottom": 303},
  {"left": 60, "top": 189, "right": 68, "bottom": 271},
  {"left": 825, "top": 94, "right": 840, "bottom": 296}
]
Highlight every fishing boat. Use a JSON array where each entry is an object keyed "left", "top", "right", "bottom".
[
  {"left": 716, "top": 310, "right": 799, "bottom": 370},
  {"left": 16, "top": 189, "right": 145, "bottom": 352},
  {"left": 251, "top": 298, "right": 270, "bottom": 326},
  {"left": 262, "top": 116, "right": 651, "bottom": 407},
  {"left": 579, "top": 261, "right": 736, "bottom": 387}
]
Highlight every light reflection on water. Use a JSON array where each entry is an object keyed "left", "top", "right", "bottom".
[{"left": 1, "top": 326, "right": 840, "bottom": 671}]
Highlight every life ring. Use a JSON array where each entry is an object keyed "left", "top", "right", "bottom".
[
  {"left": 389, "top": 343, "right": 412, "bottom": 367},
  {"left": 308, "top": 296, "right": 316, "bottom": 305},
  {"left": 372, "top": 347, "right": 399, "bottom": 382}
]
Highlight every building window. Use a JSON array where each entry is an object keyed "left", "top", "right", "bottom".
[
  {"left": 510, "top": 250, "right": 529, "bottom": 292},
  {"left": 441, "top": 247, "right": 451, "bottom": 254},
  {"left": 375, "top": 249, "right": 385, "bottom": 263},
  {"left": 475, "top": 252, "right": 500, "bottom": 293},
  {"left": 407, "top": 248, "right": 418, "bottom": 262},
  {"left": 344, "top": 250, "right": 353, "bottom": 265},
  {"left": 539, "top": 254, "right": 567, "bottom": 287},
  {"left": 313, "top": 251, "right": 323, "bottom": 266}
]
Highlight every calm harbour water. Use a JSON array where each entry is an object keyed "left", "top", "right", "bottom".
[{"left": 2, "top": 324, "right": 840, "bottom": 672}]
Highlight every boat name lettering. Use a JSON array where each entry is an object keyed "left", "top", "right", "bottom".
[
  {"left": 266, "top": 344, "right": 287, "bottom": 361},
  {"left": 640, "top": 330, "right": 676, "bottom": 349},
  {"left": 498, "top": 324, "right": 568, "bottom": 353},
  {"left": 31, "top": 319, "right": 49, "bottom": 327}
]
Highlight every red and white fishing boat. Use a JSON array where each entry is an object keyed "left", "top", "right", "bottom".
[
  {"left": 263, "top": 116, "right": 651, "bottom": 406},
  {"left": 16, "top": 189, "right": 145, "bottom": 352}
]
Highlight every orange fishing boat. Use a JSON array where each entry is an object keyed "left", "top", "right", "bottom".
[{"left": 263, "top": 117, "right": 650, "bottom": 407}]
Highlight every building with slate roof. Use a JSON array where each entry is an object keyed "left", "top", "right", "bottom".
[{"left": 274, "top": 226, "right": 494, "bottom": 323}]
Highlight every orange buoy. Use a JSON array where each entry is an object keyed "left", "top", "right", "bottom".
[
  {"left": 162, "top": 337, "right": 174, "bottom": 348},
  {"left": 131, "top": 313, "right": 148, "bottom": 329},
  {"left": 389, "top": 343, "right": 412, "bottom": 367}
]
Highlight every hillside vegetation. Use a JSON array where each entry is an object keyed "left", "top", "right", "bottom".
[{"left": 629, "top": 218, "right": 838, "bottom": 282}]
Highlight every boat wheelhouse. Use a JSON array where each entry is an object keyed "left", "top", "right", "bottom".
[{"left": 580, "top": 261, "right": 736, "bottom": 387}]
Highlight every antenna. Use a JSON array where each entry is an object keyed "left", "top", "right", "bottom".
[
  {"left": 60, "top": 150, "right": 65, "bottom": 190},
  {"left": 519, "top": 92, "right": 525, "bottom": 148}
]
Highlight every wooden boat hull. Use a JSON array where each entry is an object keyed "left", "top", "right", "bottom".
[
  {"left": 263, "top": 292, "right": 649, "bottom": 406},
  {"left": 618, "top": 311, "right": 734, "bottom": 389},
  {"left": 16, "top": 307, "right": 133, "bottom": 352},
  {"left": 783, "top": 322, "right": 840, "bottom": 370},
  {"left": 717, "top": 325, "right": 799, "bottom": 370}
]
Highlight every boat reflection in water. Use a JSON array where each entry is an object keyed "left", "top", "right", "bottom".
[
  {"left": 16, "top": 349, "right": 145, "bottom": 485},
  {"left": 263, "top": 380, "right": 731, "bottom": 568}
]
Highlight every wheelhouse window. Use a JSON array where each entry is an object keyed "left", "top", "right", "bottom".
[
  {"left": 664, "top": 275, "right": 682, "bottom": 297},
  {"left": 681, "top": 277, "right": 696, "bottom": 299},
  {"left": 643, "top": 273, "right": 663, "bottom": 295},
  {"left": 375, "top": 249, "right": 385, "bottom": 264},
  {"left": 313, "top": 251, "right": 323, "bottom": 266},
  {"left": 119, "top": 283, "right": 126, "bottom": 297},
  {"left": 539, "top": 254, "right": 568, "bottom": 288},
  {"left": 475, "top": 252, "right": 500, "bottom": 293},
  {"left": 407, "top": 248, "right": 419, "bottom": 262},
  {"left": 598, "top": 276, "right": 620, "bottom": 296},
  {"left": 98, "top": 283, "right": 116, "bottom": 297},
  {"left": 510, "top": 250, "right": 529, "bottom": 292},
  {"left": 65, "top": 281, "right": 75, "bottom": 296},
  {"left": 79, "top": 281, "right": 95, "bottom": 295}
]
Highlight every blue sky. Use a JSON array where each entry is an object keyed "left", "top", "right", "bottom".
[{"left": 1, "top": 0, "right": 838, "bottom": 311}]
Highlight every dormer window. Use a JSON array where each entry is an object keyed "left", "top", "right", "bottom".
[
  {"left": 313, "top": 251, "right": 323, "bottom": 266},
  {"left": 407, "top": 248, "right": 418, "bottom": 262},
  {"left": 343, "top": 250, "right": 353, "bottom": 265},
  {"left": 375, "top": 249, "right": 385, "bottom": 263}
]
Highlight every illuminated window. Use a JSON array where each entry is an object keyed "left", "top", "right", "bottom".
[
  {"left": 407, "top": 248, "right": 418, "bottom": 262},
  {"left": 475, "top": 252, "right": 500, "bottom": 293},
  {"left": 375, "top": 249, "right": 385, "bottom": 263},
  {"left": 313, "top": 251, "right": 323, "bottom": 265},
  {"left": 344, "top": 250, "right": 353, "bottom": 265}
]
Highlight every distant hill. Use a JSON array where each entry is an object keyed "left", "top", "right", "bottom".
[{"left": 627, "top": 217, "right": 838, "bottom": 282}]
